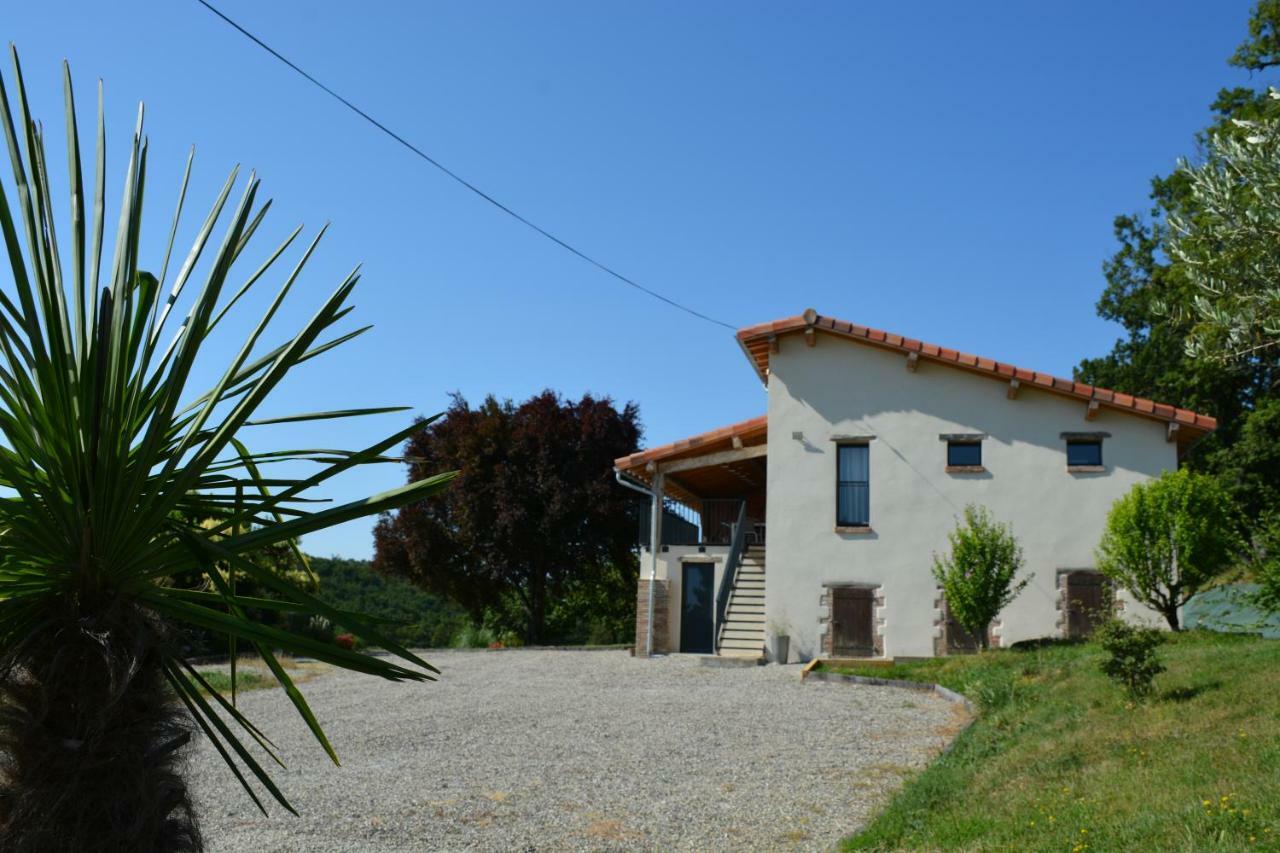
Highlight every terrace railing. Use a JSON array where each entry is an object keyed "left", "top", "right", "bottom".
[{"left": 714, "top": 499, "right": 749, "bottom": 648}]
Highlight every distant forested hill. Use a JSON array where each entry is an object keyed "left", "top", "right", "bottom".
[{"left": 308, "top": 555, "right": 467, "bottom": 648}]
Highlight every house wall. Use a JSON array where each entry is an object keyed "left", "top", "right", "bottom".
[{"left": 765, "top": 335, "right": 1175, "bottom": 661}]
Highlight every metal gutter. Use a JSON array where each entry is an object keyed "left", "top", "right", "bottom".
[{"left": 615, "top": 468, "right": 661, "bottom": 656}]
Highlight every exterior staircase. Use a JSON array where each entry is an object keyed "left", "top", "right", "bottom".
[{"left": 718, "top": 546, "right": 766, "bottom": 657}]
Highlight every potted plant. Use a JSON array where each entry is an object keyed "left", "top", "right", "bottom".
[{"left": 768, "top": 616, "right": 791, "bottom": 664}]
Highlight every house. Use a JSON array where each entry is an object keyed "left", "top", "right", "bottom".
[{"left": 613, "top": 309, "right": 1217, "bottom": 661}]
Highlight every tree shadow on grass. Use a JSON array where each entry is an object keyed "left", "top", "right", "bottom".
[
  {"left": 1161, "top": 681, "right": 1224, "bottom": 703},
  {"left": 1009, "top": 637, "right": 1088, "bottom": 652}
]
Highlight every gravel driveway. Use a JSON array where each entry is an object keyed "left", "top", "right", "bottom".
[{"left": 189, "top": 650, "right": 962, "bottom": 852}]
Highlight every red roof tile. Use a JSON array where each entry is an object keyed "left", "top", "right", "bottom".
[
  {"left": 735, "top": 310, "right": 1217, "bottom": 437},
  {"left": 614, "top": 415, "right": 767, "bottom": 471}
]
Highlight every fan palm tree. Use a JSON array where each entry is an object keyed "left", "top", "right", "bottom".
[{"left": 0, "top": 48, "right": 455, "bottom": 851}]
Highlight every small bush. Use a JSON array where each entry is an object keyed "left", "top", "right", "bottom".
[
  {"left": 932, "top": 504, "right": 1029, "bottom": 650},
  {"left": 1095, "top": 618, "right": 1165, "bottom": 699},
  {"left": 334, "top": 633, "right": 356, "bottom": 650},
  {"left": 451, "top": 624, "right": 497, "bottom": 649}
]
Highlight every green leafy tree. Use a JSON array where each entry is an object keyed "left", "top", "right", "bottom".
[
  {"left": 1076, "top": 1, "right": 1280, "bottom": 540},
  {"left": 0, "top": 52, "right": 454, "bottom": 849},
  {"left": 305, "top": 556, "right": 468, "bottom": 648},
  {"left": 1096, "top": 470, "right": 1242, "bottom": 630},
  {"left": 1169, "top": 91, "right": 1280, "bottom": 363},
  {"left": 1204, "top": 397, "right": 1280, "bottom": 522},
  {"left": 932, "top": 505, "right": 1028, "bottom": 651}
]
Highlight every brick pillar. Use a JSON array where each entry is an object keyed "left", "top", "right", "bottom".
[{"left": 634, "top": 579, "right": 670, "bottom": 656}]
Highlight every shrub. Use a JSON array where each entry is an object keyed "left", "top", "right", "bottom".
[
  {"left": 932, "top": 505, "right": 1029, "bottom": 650},
  {"left": 1097, "top": 469, "right": 1242, "bottom": 630},
  {"left": 451, "top": 624, "right": 497, "bottom": 649},
  {"left": 334, "top": 633, "right": 356, "bottom": 651},
  {"left": 1249, "top": 513, "right": 1280, "bottom": 615},
  {"left": 1095, "top": 618, "right": 1166, "bottom": 699}
]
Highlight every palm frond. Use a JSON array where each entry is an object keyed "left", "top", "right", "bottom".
[{"left": 0, "top": 47, "right": 454, "bottom": 813}]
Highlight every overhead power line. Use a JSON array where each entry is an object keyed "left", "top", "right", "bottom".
[{"left": 193, "top": 0, "right": 737, "bottom": 331}]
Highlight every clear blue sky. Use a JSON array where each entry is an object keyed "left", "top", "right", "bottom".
[{"left": 2, "top": 1, "right": 1265, "bottom": 557}]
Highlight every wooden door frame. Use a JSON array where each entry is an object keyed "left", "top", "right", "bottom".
[
  {"left": 1056, "top": 568, "right": 1114, "bottom": 639},
  {"left": 820, "top": 583, "right": 884, "bottom": 657}
]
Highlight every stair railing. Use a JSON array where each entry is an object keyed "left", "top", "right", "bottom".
[{"left": 714, "top": 499, "right": 749, "bottom": 652}]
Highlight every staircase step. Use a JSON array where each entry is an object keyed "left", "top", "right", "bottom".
[
  {"left": 720, "top": 639, "right": 764, "bottom": 652},
  {"left": 725, "top": 611, "right": 765, "bottom": 622}
]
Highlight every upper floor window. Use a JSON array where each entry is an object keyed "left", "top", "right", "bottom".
[
  {"left": 836, "top": 443, "right": 870, "bottom": 527},
  {"left": 1066, "top": 438, "right": 1103, "bottom": 468},
  {"left": 940, "top": 433, "right": 986, "bottom": 473}
]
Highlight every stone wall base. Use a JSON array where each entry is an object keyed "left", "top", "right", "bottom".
[{"left": 634, "top": 579, "right": 670, "bottom": 656}]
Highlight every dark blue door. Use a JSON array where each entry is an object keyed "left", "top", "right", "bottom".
[{"left": 681, "top": 562, "right": 714, "bottom": 654}]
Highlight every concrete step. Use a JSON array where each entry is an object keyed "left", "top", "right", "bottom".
[
  {"left": 724, "top": 612, "right": 765, "bottom": 624},
  {"left": 720, "top": 639, "right": 764, "bottom": 653},
  {"left": 700, "top": 653, "right": 764, "bottom": 667}
]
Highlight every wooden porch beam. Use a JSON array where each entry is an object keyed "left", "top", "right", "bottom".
[
  {"left": 1167, "top": 422, "right": 1180, "bottom": 443},
  {"left": 1007, "top": 378, "right": 1020, "bottom": 400},
  {"left": 657, "top": 443, "right": 768, "bottom": 474},
  {"left": 905, "top": 352, "right": 919, "bottom": 372},
  {"left": 1085, "top": 399, "right": 1100, "bottom": 421}
]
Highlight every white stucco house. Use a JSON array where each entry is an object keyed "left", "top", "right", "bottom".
[{"left": 614, "top": 309, "right": 1217, "bottom": 662}]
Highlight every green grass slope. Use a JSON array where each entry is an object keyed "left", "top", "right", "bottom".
[{"left": 835, "top": 632, "right": 1279, "bottom": 851}]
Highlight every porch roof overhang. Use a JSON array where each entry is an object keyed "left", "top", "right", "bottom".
[{"left": 614, "top": 415, "right": 767, "bottom": 504}]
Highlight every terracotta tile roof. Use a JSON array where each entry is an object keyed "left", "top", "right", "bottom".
[
  {"left": 736, "top": 309, "right": 1217, "bottom": 437},
  {"left": 614, "top": 415, "right": 767, "bottom": 472}
]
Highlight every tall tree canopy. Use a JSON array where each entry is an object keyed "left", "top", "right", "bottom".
[
  {"left": 1076, "top": 1, "right": 1280, "bottom": 534},
  {"left": 1170, "top": 91, "right": 1280, "bottom": 364},
  {"left": 373, "top": 391, "right": 641, "bottom": 644}
]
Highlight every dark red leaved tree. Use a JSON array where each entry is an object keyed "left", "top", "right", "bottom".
[{"left": 373, "top": 391, "right": 641, "bottom": 644}]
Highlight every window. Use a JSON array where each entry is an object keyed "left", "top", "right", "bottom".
[
  {"left": 837, "top": 444, "right": 870, "bottom": 527},
  {"left": 946, "top": 441, "right": 982, "bottom": 468},
  {"left": 1066, "top": 439, "right": 1103, "bottom": 468}
]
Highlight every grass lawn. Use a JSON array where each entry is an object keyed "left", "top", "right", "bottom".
[
  {"left": 195, "top": 669, "right": 270, "bottom": 696},
  {"left": 193, "top": 656, "right": 329, "bottom": 697},
  {"left": 830, "top": 631, "right": 1280, "bottom": 851}
]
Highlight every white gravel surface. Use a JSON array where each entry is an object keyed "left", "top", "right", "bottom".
[{"left": 189, "top": 650, "right": 962, "bottom": 852}]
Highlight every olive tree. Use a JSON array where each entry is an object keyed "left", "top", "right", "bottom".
[
  {"left": 1096, "top": 469, "right": 1242, "bottom": 630},
  {"left": 932, "top": 505, "right": 1028, "bottom": 651},
  {"left": 1169, "top": 89, "right": 1280, "bottom": 363}
]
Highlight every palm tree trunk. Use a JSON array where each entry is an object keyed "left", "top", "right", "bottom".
[{"left": 0, "top": 602, "right": 202, "bottom": 852}]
